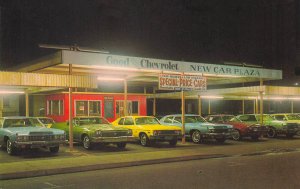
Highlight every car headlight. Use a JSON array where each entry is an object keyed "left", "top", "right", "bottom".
[
  {"left": 95, "top": 130, "right": 102, "bottom": 136},
  {"left": 17, "top": 135, "right": 29, "bottom": 142},
  {"left": 54, "top": 134, "right": 66, "bottom": 140},
  {"left": 127, "top": 129, "right": 133, "bottom": 136},
  {"left": 153, "top": 130, "right": 161, "bottom": 136}
]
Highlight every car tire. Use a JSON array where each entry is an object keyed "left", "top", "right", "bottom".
[
  {"left": 117, "top": 142, "right": 127, "bottom": 149},
  {"left": 216, "top": 138, "right": 226, "bottom": 143},
  {"left": 82, "top": 135, "right": 93, "bottom": 150},
  {"left": 7, "top": 139, "right": 17, "bottom": 155},
  {"left": 232, "top": 129, "right": 242, "bottom": 141},
  {"left": 267, "top": 127, "right": 277, "bottom": 138},
  {"left": 169, "top": 139, "right": 177, "bottom": 146},
  {"left": 140, "top": 133, "right": 150, "bottom": 147},
  {"left": 191, "top": 130, "right": 201, "bottom": 143},
  {"left": 49, "top": 146, "right": 59, "bottom": 153}
]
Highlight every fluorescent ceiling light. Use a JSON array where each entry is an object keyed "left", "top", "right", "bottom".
[
  {"left": 97, "top": 77, "right": 124, "bottom": 81},
  {"left": 0, "top": 91, "right": 24, "bottom": 94},
  {"left": 201, "top": 95, "right": 224, "bottom": 99}
]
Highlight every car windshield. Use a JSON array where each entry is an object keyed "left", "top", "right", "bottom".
[
  {"left": 185, "top": 116, "right": 206, "bottom": 123},
  {"left": 4, "top": 118, "right": 44, "bottom": 128},
  {"left": 77, "top": 117, "right": 110, "bottom": 125},
  {"left": 286, "top": 114, "right": 300, "bottom": 120},
  {"left": 256, "top": 115, "right": 274, "bottom": 121},
  {"left": 39, "top": 118, "right": 54, "bottom": 124},
  {"left": 223, "top": 115, "right": 235, "bottom": 122},
  {"left": 135, "top": 117, "right": 160, "bottom": 125},
  {"left": 229, "top": 117, "right": 242, "bottom": 122}
]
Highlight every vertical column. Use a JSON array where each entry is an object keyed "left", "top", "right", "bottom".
[
  {"left": 255, "top": 98, "right": 259, "bottom": 114},
  {"left": 153, "top": 87, "right": 156, "bottom": 116},
  {"left": 181, "top": 90, "right": 185, "bottom": 144},
  {"left": 253, "top": 99, "right": 256, "bottom": 114},
  {"left": 259, "top": 79, "right": 264, "bottom": 125},
  {"left": 291, "top": 101, "right": 294, "bottom": 113},
  {"left": 242, "top": 99, "right": 245, "bottom": 114},
  {"left": 25, "top": 91, "right": 29, "bottom": 117},
  {"left": 0, "top": 96, "right": 3, "bottom": 117},
  {"left": 208, "top": 99, "right": 211, "bottom": 114},
  {"left": 68, "top": 64, "right": 73, "bottom": 150},
  {"left": 124, "top": 79, "right": 128, "bottom": 116},
  {"left": 198, "top": 95, "right": 202, "bottom": 116}
]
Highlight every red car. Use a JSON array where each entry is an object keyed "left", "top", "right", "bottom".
[{"left": 206, "top": 114, "right": 268, "bottom": 140}]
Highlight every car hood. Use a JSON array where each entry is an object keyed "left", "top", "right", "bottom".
[
  {"left": 82, "top": 124, "right": 128, "bottom": 131},
  {"left": 186, "top": 122, "right": 229, "bottom": 129},
  {"left": 5, "top": 127, "right": 65, "bottom": 135},
  {"left": 137, "top": 124, "right": 181, "bottom": 131}
]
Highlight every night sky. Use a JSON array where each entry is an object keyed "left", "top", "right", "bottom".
[{"left": 0, "top": 0, "right": 299, "bottom": 84}]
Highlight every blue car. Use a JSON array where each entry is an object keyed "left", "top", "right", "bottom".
[
  {"left": 0, "top": 117, "right": 66, "bottom": 155},
  {"left": 160, "top": 114, "right": 233, "bottom": 143}
]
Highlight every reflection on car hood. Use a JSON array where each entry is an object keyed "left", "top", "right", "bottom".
[
  {"left": 4, "top": 127, "right": 64, "bottom": 135},
  {"left": 136, "top": 124, "right": 181, "bottom": 131},
  {"left": 186, "top": 122, "right": 229, "bottom": 129},
  {"left": 83, "top": 124, "right": 128, "bottom": 131}
]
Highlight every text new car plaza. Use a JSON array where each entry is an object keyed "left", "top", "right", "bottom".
[{"left": 1, "top": 49, "right": 291, "bottom": 149}]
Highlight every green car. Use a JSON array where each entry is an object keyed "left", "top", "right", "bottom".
[
  {"left": 52, "top": 116, "right": 134, "bottom": 150},
  {"left": 236, "top": 114, "right": 299, "bottom": 138}
]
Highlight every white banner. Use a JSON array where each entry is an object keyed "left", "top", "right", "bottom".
[{"left": 159, "top": 74, "right": 206, "bottom": 91}]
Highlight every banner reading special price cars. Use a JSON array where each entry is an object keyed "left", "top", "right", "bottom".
[{"left": 159, "top": 74, "right": 206, "bottom": 91}]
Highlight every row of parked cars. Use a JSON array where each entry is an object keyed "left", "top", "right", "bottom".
[{"left": 0, "top": 113, "right": 299, "bottom": 155}]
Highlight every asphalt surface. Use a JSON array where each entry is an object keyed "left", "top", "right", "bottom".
[{"left": 1, "top": 136, "right": 300, "bottom": 180}]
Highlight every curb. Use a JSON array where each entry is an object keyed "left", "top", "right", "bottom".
[{"left": 0, "top": 153, "right": 226, "bottom": 180}]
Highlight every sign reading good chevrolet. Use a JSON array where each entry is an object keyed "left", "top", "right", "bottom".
[
  {"left": 159, "top": 74, "right": 206, "bottom": 91},
  {"left": 62, "top": 51, "right": 282, "bottom": 80}
]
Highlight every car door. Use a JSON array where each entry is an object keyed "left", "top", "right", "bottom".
[{"left": 72, "top": 118, "right": 83, "bottom": 142}]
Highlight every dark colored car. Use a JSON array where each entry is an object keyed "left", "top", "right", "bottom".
[{"left": 206, "top": 114, "right": 268, "bottom": 140}]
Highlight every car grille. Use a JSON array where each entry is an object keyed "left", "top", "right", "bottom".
[
  {"left": 214, "top": 129, "right": 228, "bottom": 133},
  {"left": 29, "top": 135, "right": 55, "bottom": 141},
  {"left": 101, "top": 131, "right": 129, "bottom": 137},
  {"left": 158, "top": 130, "right": 178, "bottom": 135},
  {"left": 287, "top": 123, "right": 298, "bottom": 129}
]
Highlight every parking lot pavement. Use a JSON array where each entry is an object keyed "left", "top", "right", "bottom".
[{"left": 1, "top": 136, "right": 300, "bottom": 180}]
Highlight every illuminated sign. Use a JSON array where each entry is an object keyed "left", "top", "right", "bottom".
[
  {"left": 159, "top": 74, "right": 206, "bottom": 91},
  {"left": 62, "top": 51, "right": 282, "bottom": 79}
]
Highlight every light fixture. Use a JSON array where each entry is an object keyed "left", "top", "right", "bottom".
[
  {"left": 201, "top": 95, "right": 224, "bottom": 99},
  {"left": 0, "top": 91, "right": 25, "bottom": 94},
  {"left": 97, "top": 77, "right": 124, "bottom": 81}
]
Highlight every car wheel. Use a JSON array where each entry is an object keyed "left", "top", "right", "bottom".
[
  {"left": 117, "top": 142, "right": 127, "bottom": 149},
  {"left": 49, "top": 146, "right": 59, "bottom": 153},
  {"left": 7, "top": 139, "right": 17, "bottom": 155},
  {"left": 140, "top": 133, "right": 150, "bottom": 147},
  {"left": 82, "top": 135, "right": 93, "bottom": 150},
  {"left": 267, "top": 127, "right": 277, "bottom": 138},
  {"left": 231, "top": 129, "right": 241, "bottom": 141},
  {"left": 191, "top": 130, "right": 201, "bottom": 143},
  {"left": 216, "top": 138, "right": 226, "bottom": 143},
  {"left": 169, "top": 139, "right": 177, "bottom": 146}
]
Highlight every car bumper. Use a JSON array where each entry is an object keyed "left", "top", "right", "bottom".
[
  {"left": 14, "top": 140, "right": 66, "bottom": 148},
  {"left": 203, "top": 132, "right": 231, "bottom": 139},
  {"left": 149, "top": 135, "right": 181, "bottom": 141},
  {"left": 91, "top": 136, "right": 135, "bottom": 143}
]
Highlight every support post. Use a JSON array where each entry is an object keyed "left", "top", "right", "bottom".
[
  {"left": 291, "top": 101, "right": 294, "bottom": 113},
  {"left": 253, "top": 99, "right": 256, "bottom": 114},
  {"left": 68, "top": 64, "right": 73, "bottom": 150},
  {"left": 153, "top": 87, "right": 156, "bottom": 116},
  {"left": 255, "top": 98, "right": 259, "bottom": 114},
  {"left": 198, "top": 95, "right": 202, "bottom": 116},
  {"left": 25, "top": 91, "right": 29, "bottom": 117},
  {"left": 242, "top": 99, "right": 245, "bottom": 114},
  {"left": 208, "top": 99, "right": 211, "bottom": 114},
  {"left": 124, "top": 79, "right": 128, "bottom": 116},
  {"left": 181, "top": 90, "right": 185, "bottom": 144},
  {"left": 259, "top": 79, "right": 264, "bottom": 125}
]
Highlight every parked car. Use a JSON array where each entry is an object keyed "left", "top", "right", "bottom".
[
  {"left": 206, "top": 114, "right": 268, "bottom": 140},
  {"left": 37, "top": 117, "right": 55, "bottom": 128},
  {"left": 235, "top": 114, "right": 299, "bottom": 138},
  {"left": 52, "top": 116, "right": 134, "bottom": 150},
  {"left": 160, "top": 114, "right": 232, "bottom": 143},
  {"left": 112, "top": 116, "right": 182, "bottom": 146},
  {"left": 0, "top": 116, "right": 66, "bottom": 155},
  {"left": 271, "top": 113, "right": 300, "bottom": 136}
]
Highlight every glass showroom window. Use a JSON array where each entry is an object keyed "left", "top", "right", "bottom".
[
  {"left": 75, "top": 100, "right": 101, "bottom": 116},
  {"left": 116, "top": 101, "right": 139, "bottom": 117},
  {"left": 47, "top": 100, "right": 64, "bottom": 115}
]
